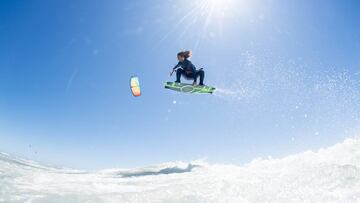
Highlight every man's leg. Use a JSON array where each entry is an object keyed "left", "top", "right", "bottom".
[
  {"left": 197, "top": 69, "right": 205, "bottom": 85},
  {"left": 175, "top": 69, "right": 184, "bottom": 83}
]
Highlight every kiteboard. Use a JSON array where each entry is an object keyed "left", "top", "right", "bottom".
[{"left": 164, "top": 82, "right": 215, "bottom": 94}]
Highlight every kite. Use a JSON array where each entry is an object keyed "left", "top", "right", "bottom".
[{"left": 130, "top": 76, "right": 141, "bottom": 97}]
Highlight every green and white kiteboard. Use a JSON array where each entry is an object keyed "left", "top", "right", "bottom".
[{"left": 164, "top": 82, "right": 216, "bottom": 94}]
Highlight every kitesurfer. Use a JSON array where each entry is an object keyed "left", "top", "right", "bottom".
[{"left": 171, "top": 51, "right": 205, "bottom": 86}]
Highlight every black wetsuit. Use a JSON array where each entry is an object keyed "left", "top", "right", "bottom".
[{"left": 173, "top": 59, "right": 205, "bottom": 85}]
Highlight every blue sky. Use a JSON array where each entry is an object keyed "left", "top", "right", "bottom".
[{"left": 1, "top": 0, "right": 360, "bottom": 169}]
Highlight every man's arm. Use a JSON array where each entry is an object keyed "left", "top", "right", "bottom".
[
  {"left": 172, "top": 62, "right": 181, "bottom": 70},
  {"left": 170, "top": 62, "right": 180, "bottom": 76}
]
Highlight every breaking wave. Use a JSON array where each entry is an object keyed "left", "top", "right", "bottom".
[{"left": 1, "top": 138, "right": 360, "bottom": 202}]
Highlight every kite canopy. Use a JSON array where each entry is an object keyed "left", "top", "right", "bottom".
[{"left": 130, "top": 76, "right": 141, "bottom": 97}]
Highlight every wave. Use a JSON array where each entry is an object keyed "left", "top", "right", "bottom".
[
  {"left": 116, "top": 163, "right": 201, "bottom": 178},
  {"left": 1, "top": 139, "right": 360, "bottom": 202}
]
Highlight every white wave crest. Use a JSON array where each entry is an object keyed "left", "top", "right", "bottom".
[{"left": 1, "top": 139, "right": 360, "bottom": 202}]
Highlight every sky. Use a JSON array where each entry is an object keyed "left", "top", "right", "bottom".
[{"left": 0, "top": 0, "right": 360, "bottom": 170}]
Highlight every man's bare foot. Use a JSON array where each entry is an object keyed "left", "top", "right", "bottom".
[{"left": 192, "top": 81, "right": 197, "bottom": 86}]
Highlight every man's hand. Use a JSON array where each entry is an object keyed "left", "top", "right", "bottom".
[{"left": 170, "top": 68, "right": 176, "bottom": 76}]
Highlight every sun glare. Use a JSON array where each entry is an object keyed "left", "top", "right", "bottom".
[
  {"left": 192, "top": 0, "right": 243, "bottom": 29},
  {"left": 207, "top": 0, "right": 235, "bottom": 17},
  {"left": 155, "top": 0, "right": 250, "bottom": 49}
]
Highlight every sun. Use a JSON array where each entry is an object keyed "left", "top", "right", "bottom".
[
  {"left": 155, "top": 0, "right": 249, "bottom": 49},
  {"left": 207, "top": 0, "right": 235, "bottom": 18},
  {"left": 191, "top": 0, "right": 240, "bottom": 39},
  {"left": 191, "top": 0, "right": 241, "bottom": 30}
]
